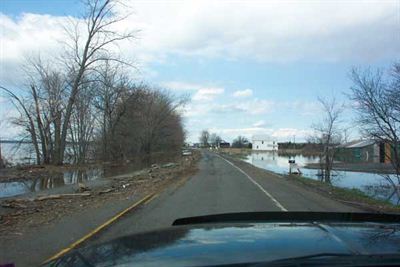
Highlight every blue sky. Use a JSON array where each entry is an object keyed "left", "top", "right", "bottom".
[{"left": 1, "top": 0, "right": 399, "bottom": 142}]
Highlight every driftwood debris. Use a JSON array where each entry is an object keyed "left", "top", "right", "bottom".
[
  {"left": 35, "top": 193, "right": 91, "bottom": 201},
  {"left": 98, "top": 188, "right": 115, "bottom": 194}
]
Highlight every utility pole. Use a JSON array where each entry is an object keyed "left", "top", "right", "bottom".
[{"left": 293, "top": 135, "right": 296, "bottom": 149}]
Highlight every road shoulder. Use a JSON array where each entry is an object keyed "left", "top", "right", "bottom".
[{"left": 217, "top": 152, "right": 365, "bottom": 212}]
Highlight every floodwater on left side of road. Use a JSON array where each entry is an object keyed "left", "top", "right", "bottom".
[
  {"left": 0, "top": 168, "right": 103, "bottom": 198},
  {"left": 0, "top": 161, "right": 151, "bottom": 199}
]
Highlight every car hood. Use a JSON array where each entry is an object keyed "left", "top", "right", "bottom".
[{"left": 45, "top": 218, "right": 400, "bottom": 266}]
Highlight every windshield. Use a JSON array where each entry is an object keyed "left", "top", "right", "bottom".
[{"left": 0, "top": 0, "right": 399, "bottom": 266}]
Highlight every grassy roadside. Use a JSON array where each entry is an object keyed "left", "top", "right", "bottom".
[{"left": 286, "top": 174, "right": 400, "bottom": 213}]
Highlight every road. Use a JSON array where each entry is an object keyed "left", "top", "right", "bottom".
[{"left": 88, "top": 151, "right": 360, "bottom": 246}]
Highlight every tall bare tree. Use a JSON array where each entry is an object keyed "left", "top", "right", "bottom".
[
  {"left": 68, "top": 79, "right": 96, "bottom": 164},
  {"left": 57, "top": 0, "right": 135, "bottom": 164},
  {"left": 92, "top": 61, "right": 130, "bottom": 160},
  {"left": 312, "top": 96, "right": 344, "bottom": 183},
  {"left": 350, "top": 64, "right": 400, "bottom": 201}
]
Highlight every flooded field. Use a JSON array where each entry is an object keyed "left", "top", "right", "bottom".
[{"left": 244, "top": 151, "right": 400, "bottom": 205}]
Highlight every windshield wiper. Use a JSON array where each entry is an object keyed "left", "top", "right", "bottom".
[{"left": 172, "top": 212, "right": 400, "bottom": 226}]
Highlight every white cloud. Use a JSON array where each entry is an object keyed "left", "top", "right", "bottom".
[
  {"left": 192, "top": 87, "right": 224, "bottom": 101},
  {"left": 161, "top": 81, "right": 203, "bottom": 91},
  {"left": 208, "top": 127, "right": 313, "bottom": 142},
  {"left": 252, "top": 120, "right": 266, "bottom": 127},
  {"left": 233, "top": 89, "right": 253, "bottom": 98},
  {"left": 1, "top": 0, "right": 397, "bottom": 75},
  {"left": 128, "top": 0, "right": 398, "bottom": 63},
  {"left": 271, "top": 128, "right": 313, "bottom": 140},
  {"left": 235, "top": 99, "right": 275, "bottom": 115}
]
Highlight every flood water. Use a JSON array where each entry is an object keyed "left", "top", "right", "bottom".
[
  {"left": 1, "top": 142, "right": 37, "bottom": 165},
  {"left": 244, "top": 151, "right": 400, "bottom": 205},
  {"left": 0, "top": 168, "right": 104, "bottom": 198},
  {"left": 0, "top": 143, "right": 153, "bottom": 198}
]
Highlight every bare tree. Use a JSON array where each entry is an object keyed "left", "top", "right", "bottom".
[
  {"left": 232, "top": 135, "right": 250, "bottom": 148},
  {"left": 312, "top": 96, "right": 344, "bottom": 183},
  {"left": 108, "top": 86, "right": 186, "bottom": 162},
  {"left": 199, "top": 130, "right": 210, "bottom": 147},
  {"left": 0, "top": 86, "right": 42, "bottom": 164},
  {"left": 68, "top": 79, "right": 96, "bottom": 164},
  {"left": 57, "top": 0, "right": 136, "bottom": 164},
  {"left": 209, "top": 133, "right": 222, "bottom": 147},
  {"left": 92, "top": 61, "right": 130, "bottom": 160},
  {"left": 350, "top": 65, "right": 400, "bottom": 200}
]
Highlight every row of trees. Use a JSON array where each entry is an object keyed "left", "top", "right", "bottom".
[
  {"left": 198, "top": 130, "right": 251, "bottom": 148},
  {"left": 199, "top": 130, "right": 222, "bottom": 147},
  {"left": 1, "top": 0, "right": 185, "bottom": 165},
  {"left": 231, "top": 136, "right": 251, "bottom": 148}
]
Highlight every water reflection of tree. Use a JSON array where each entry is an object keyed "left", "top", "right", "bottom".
[
  {"left": 18, "top": 173, "right": 66, "bottom": 192},
  {"left": 328, "top": 170, "right": 343, "bottom": 186},
  {"left": 363, "top": 178, "right": 400, "bottom": 205},
  {"left": 379, "top": 174, "right": 400, "bottom": 205}
]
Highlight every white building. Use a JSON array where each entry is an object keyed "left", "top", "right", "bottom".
[{"left": 252, "top": 135, "right": 278, "bottom": 151}]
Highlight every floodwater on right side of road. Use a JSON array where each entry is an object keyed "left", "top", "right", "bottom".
[{"left": 243, "top": 151, "right": 400, "bottom": 205}]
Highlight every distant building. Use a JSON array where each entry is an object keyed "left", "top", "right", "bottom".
[
  {"left": 335, "top": 139, "right": 397, "bottom": 164},
  {"left": 192, "top": 143, "right": 201, "bottom": 148},
  {"left": 335, "top": 140, "right": 379, "bottom": 163},
  {"left": 252, "top": 135, "right": 278, "bottom": 151},
  {"left": 218, "top": 141, "right": 230, "bottom": 148}
]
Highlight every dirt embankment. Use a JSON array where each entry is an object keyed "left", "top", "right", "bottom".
[{"left": 0, "top": 151, "right": 200, "bottom": 237}]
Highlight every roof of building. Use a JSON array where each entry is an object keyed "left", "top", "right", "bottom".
[
  {"left": 252, "top": 135, "right": 275, "bottom": 141},
  {"left": 341, "top": 139, "right": 376, "bottom": 148}
]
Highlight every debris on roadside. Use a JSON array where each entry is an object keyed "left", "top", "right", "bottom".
[
  {"left": 98, "top": 188, "right": 115, "bottom": 194},
  {"left": 2, "top": 202, "right": 28, "bottom": 209},
  {"left": 27, "top": 193, "right": 92, "bottom": 201},
  {"left": 151, "top": 164, "right": 159, "bottom": 169},
  {"left": 161, "top": 162, "right": 178, "bottom": 168},
  {"left": 77, "top": 182, "right": 91, "bottom": 192},
  {"left": 122, "top": 183, "right": 131, "bottom": 189},
  {"left": 0, "top": 150, "right": 201, "bottom": 237}
]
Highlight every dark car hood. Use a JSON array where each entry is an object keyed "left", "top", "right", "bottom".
[{"left": 45, "top": 213, "right": 400, "bottom": 266}]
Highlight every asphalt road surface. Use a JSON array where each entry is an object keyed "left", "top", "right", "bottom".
[{"left": 88, "top": 151, "right": 360, "bottom": 246}]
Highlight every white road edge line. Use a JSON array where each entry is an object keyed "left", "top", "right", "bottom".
[{"left": 215, "top": 153, "right": 288, "bottom": 212}]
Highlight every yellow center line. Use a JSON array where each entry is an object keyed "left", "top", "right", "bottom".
[
  {"left": 43, "top": 192, "right": 155, "bottom": 264},
  {"left": 144, "top": 193, "right": 158, "bottom": 205}
]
